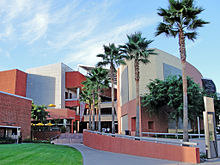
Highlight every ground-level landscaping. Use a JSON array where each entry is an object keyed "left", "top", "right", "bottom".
[{"left": 0, "top": 143, "right": 82, "bottom": 165}]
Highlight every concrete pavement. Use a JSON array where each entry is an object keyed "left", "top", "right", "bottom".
[
  {"left": 54, "top": 133, "right": 220, "bottom": 165},
  {"left": 64, "top": 144, "right": 189, "bottom": 165}
]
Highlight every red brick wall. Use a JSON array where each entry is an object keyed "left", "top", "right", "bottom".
[
  {"left": 0, "top": 92, "right": 32, "bottom": 140},
  {"left": 141, "top": 105, "right": 168, "bottom": 133},
  {"left": 65, "top": 71, "right": 86, "bottom": 88},
  {"left": 0, "top": 69, "right": 16, "bottom": 95},
  {"left": 101, "top": 88, "right": 117, "bottom": 99},
  {"left": 15, "top": 69, "right": 27, "bottom": 97},
  {"left": 46, "top": 108, "right": 80, "bottom": 121},
  {"left": 32, "top": 131, "right": 61, "bottom": 140},
  {"left": 0, "top": 69, "right": 27, "bottom": 97},
  {"left": 121, "top": 98, "right": 168, "bottom": 135},
  {"left": 83, "top": 131, "right": 200, "bottom": 164}
]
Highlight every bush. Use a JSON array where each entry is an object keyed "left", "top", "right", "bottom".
[
  {"left": 0, "top": 137, "right": 17, "bottom": 144},
  {"left": 60, "top": 126, "right": 66, "bottom": 133},
  {"left": 22, "top": 138, "right": 50, "bottom": 144}
]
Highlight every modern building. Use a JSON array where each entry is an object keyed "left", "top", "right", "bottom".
[
  {"left": 0, "top": 63, "right": 117, "bottom": 134},
  {"left": 0, "top": 69, "right": 32, "bottom": 140},
  {"left": 0, "top": 48, "right": 205, "bottom": 137},
  {"left": 117, "top": 48, "right": 203, "bottom": 135}
]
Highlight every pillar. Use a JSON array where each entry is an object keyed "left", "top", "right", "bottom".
[{"left": 71, "top": 120, "right": 74, "bottom": 133}]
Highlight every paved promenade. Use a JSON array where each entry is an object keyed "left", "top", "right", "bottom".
[{"left": 54, "top": 133, "right": 220, "bottom": 165}]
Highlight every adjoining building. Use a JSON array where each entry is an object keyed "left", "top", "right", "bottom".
[
  {"left": 0, "top": 63, "right": 117, "bottom": 135},
  {"left": 0, "top": 48, "right": 205, "bottom": 137},
  {"left": 117, "top": 48, "right": 203, "bottom": 135},
  {"left": 0, "top": 69, "right": 32, "bottom": 140}
]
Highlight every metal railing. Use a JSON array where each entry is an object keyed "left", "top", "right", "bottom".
[
  {"left": 84, "top": 130, "right": 198, "bottom": 147},
  {"left": 142, "top": 132, "right": 205, "bottom": 139}
]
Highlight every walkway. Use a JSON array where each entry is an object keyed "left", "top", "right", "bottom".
[{"left": 54, "top": 133, "right": 220, "bottom": 165}]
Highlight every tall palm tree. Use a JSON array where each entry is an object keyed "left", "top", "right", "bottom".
[
  {"left": 80, "top": 86, "right": 93, "bottom": 130},
  {"left": 88, "top": 67, "right": 109, "bottom": 132},
  {"left": 155, "top": 0, "right": 209, "bottom": 142},
  {"left": 120, "top": 32, "right": 155, "bottom": 137},
  {"left": 81, "top": 77, "right": 97, "bottom": 131},
  {"left": 97, "top": 43, "right": 126, "bottom": 134}
]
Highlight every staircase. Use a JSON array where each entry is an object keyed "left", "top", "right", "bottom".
[{"left": 52, "top": 133, "right": 83, "bottom": 144}]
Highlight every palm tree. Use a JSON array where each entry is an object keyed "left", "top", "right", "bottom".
[
  {"left": 97, "top": 43, "right": 126, "bottom": 134},
  {"left": 88, "top": 67, "right": 109, "bottom": 132},
  {"left": 80, "top": 87, "right": 93, "bottom": 130},
  {"left": 31, "top": 102, "right": 48, "bottom": 123},
  {"left": 120, "top": 32, "right": 155, "bottom": 137},
  {"left": 81, "top": 77, "right": 97, "bottom": 131},
  {"left": 155, "top": 0, "right": 209, "bottom": 142}
]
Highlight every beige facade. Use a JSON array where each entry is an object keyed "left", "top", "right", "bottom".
[{"left": 117, "top": 48, "right": 203, "bottom": 134}]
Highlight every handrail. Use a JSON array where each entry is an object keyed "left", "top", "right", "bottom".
[
  {"left": 142, "top": 132, "right": 205, "bottom": 139},
  {"left": 84, "top": 130, "right": 198, "bottom": 147}
]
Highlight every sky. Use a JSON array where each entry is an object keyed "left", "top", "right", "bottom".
[{"left": 0, "top": 0, "right": 219, "bottom": 91}]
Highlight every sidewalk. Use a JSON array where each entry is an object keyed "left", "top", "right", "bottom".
[
  {"left": 54, "top": 133, "right": 220, "bottom": 165},
  {"left": 66, "top": 144, "right": 189, "bottom": 165}
]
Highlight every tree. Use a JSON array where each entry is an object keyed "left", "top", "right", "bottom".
[
  {"left": 155, "top": 0, "right": 209, "bottom": 142},
  {"left": 80, "top": 87, "right": 93, "bottom": 130},
  {"left": 120, "top": 32, "right": 156, "bottom": 136},
  {"left": 81, "top": 77, "right": 97, "bottom": 131},
  {"left": 97, "top": 43, "right": 126, "bottom": 133},
  {"left": 87, "top": 67, "right": 109, "bottom": 132},
  {"left": 142, "top": 76, "right": 203, "bottom": 133},
  {"left": 31, "top": 102, "right": 48, "bottom": 123}
]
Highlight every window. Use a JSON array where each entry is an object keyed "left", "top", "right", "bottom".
[
  {"left": 148, "top": 121, "right": 154, "bottom": 130},
  {"left": 65, "top": 92, "right": 68, "bottom": 99},
  {"left": 69, "top": 93, "right": 72, "bottom": 99}
]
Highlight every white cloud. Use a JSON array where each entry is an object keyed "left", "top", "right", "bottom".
[
  {"left": 63, "top": 16, "right": 159, "bottom": 66},
  {"left": 0, "top": 0, "right": 51, "bottom": 43},
  {"left": 22, "top": 13, "right": 49, "bottom": 43}
]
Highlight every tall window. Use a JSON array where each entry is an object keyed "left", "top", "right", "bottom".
[{"left": 65, "top": 92, "right": 68, "bottom": 99}]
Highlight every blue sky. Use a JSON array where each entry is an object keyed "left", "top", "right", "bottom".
[{"left": 0, "top": 0, "right": 219, "bottom": 91}]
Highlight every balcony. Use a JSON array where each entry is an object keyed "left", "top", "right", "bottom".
[
  {"left": 83, "top": 114, "right": 117, "bottom": 122},
  {"left": 65, "top": 99, "right": 80, "bottom": 107}
]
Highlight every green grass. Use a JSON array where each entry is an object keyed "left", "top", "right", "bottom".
[{"left": 0, "top": 143, "right": 83, "bottom": 165}]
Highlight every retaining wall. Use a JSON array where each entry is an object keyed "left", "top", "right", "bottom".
[{"left": 83, "top": 130, "right": 200, "bottom": 164}]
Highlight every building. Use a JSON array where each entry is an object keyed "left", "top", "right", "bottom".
[
  {"left": 77, "top": 65, "right": 118, "bottom": 132},
  {"left": 0, "top": 63, "right": 117, "bottom": 134},
  {"left": 117, "top": 48, "right": 203, "bottom": 135},
  {"left": 0, "top": 69, "right": 32, "bottom": 140}
]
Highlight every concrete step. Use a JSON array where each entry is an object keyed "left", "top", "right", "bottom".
[{"left": 52, "top": 133, "right": 83, "bottom": 144}]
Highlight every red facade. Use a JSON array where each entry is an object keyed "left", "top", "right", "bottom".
[
  {"left": 46, "top": 108, "right": 80, "bottom": 121},
  {"left": 0, "top": 69, "right": 27, "bottom": 97},
  {"left": 65, "top": 100, "right": 80, "bottom": 107},
  {"left": 0, "top": 92, "right": 32, "bottom": 140},
  {"left": 65, "top": 71, "right": 86, "bottom": 88}
]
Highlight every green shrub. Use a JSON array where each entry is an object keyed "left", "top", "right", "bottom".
[{"left": 0, "top": 137, "right": 17, "bottom": 144}]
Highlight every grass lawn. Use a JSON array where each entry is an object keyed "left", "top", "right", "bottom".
[{"left": 0, "top": 143, "right": 82, "bottom": 165}]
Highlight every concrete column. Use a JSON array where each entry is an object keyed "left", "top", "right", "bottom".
[
  {"left": 71, "top": 120, "right": 74, "bottom": 133},
  {"left": 76, "top": 106, "right": 79, "bottom": 115},
  {"left": 77, "top": 121, "right": 80, "bottom": 133},
  {"left": 77, "top": 88, "right": 80, "bottom": 100},
  {"left": 63, "top": 119, "right": 67, "bottom": 128}
]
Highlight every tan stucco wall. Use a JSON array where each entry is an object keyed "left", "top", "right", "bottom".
[
  {"left": 121, "top": 48, "right": 182, "bottom": 103},
  {"left": 118, "top": 48, "right": 203, "bottom": 134}
]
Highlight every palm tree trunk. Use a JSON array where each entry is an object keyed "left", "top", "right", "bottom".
[
  {"left": 175, "top": 116, "right": 179, "bottom": 133},
  {"left": 135, "top": 60, "right": 140, "bottom": 137},
  {"left": 110, "top": 65, "right": 115, "bottom": 134},
  {"left": 92, "top": 91, "right": 95, "bottom": 131},
  {"left": 179, "top": 29, "right": 188, "bottom": 142},
  {"left": 98, "top": 88, "right": 101, "bottom": 132},
  {"left": 89, "top": 104, "right": 92, "bottom": 130}
]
